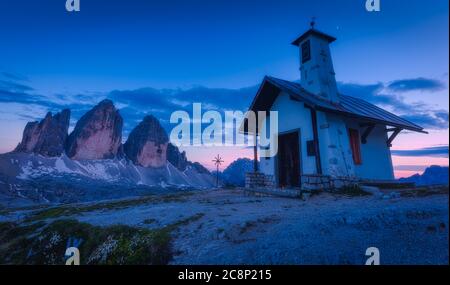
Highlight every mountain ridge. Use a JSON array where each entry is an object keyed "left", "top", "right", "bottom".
[
  {"left": 0, "top": 100, "right": 215, "bottom": 206},
  {"left": 399, "top": 165, "right": 449, "bottom": 186}
]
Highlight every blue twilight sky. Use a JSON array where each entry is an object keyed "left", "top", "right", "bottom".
[{"left": 0, "top": 0, "right": 448, "bottom": 175}]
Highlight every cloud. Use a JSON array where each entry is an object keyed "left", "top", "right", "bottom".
[
  {"left": 0, "top": 79, "right": 34, "bottom": 93},
  {"left": 0, "top": 71, "right": 29, "bottom": 82},
  {"left": 338, "top": 80, "right": 449, "bottom": 130},
  {"left": 394, "top": 165, "right": 429, "bottom": 171},
  {"left": 401, "top": 113, "right": 449, "bottom": 130},
  {"left": 109, "top": 86, "right": 257, "bottom": 113},
  {"left": 106, "top": 85, "right": 258, "bottom": 134},
  {"left": 0, "top": 88, "right": 51, "bottom": 111},
  {"left": 0, "top": 79, "right": 248, "bottom": 139},
  {"left": 435, "top": 111, "right": 449, "bottom": 122},
  {"left": 387, "top": 78, "right": 445, "bottom": 92},
  {"left": 0, "top": 88, "right": 92, "bottom": 122},
  {"left": 0, "top": 71, "right": 447, "bottom": 141},
  {"left": 338, "top": 82, "right": 412, "bottom": 112},
  {"left": 0, "top": 79, "right": 97, "bottom": 128},
  {"left": 391, "top": 145, "right": 449, "bottom": 157}
]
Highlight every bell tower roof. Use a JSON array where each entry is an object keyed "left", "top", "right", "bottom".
[{"left": 291, "top": 28, "right": 336, "bottom": 46}]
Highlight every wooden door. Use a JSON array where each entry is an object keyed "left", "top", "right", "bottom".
[{"left": 278, "top": 131, "right": 300, "bottom": 188}]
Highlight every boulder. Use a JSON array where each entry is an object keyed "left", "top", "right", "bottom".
[
  {"left": 65, "top": 100, "right": 123, "bottom": 160},
  {"left": 124, "top": 115, "right": 169, "bottom": 167},
  {"left": 15, "top": 109, "right": 70, "bottom": 157}
]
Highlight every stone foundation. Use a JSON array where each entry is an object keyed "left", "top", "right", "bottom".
[
  {"left": 301, "top": 174, "right": 332, "bottom": 191},
  {"left": 301, "top": 174, "right": 359, "bottom": 191},
  {"left": 245, "top": 172, "right": 275, "bottom": 188},
  {"left": 331, "top": 176, "right": 359, "bottom": 189},
  {"left": 245, "top": 172, "right": 360, "bottom": 192}
]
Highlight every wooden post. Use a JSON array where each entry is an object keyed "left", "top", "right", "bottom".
[
  {"left": 253, "top": 133, "right": 258, "bottom": 172},
  {"left": 308, "top": 107, "right": 322, "bottom": 175},
  {"left": 216, "top": 164, "right": 219, "bottom": 188},
  {"left": 361, "top": 124, "right": 375, "bottom": 144},
  {"left": 387, "top": 128, "right": 402, "bottom": 147}
]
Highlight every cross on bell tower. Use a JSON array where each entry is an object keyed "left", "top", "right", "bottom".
[{"left": 310, "top": 17, "right": 316, "bottom": 29}]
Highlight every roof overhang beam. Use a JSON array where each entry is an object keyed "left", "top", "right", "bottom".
[
  {"left": 386, "top": 128, "right": 402, "bottom": 147},
  {"left": 360, "top": 124, "right": 375, "bottom": 144}
]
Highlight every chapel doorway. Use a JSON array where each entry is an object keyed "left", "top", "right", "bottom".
[{"left": 277, "top": 131, "right": 301, "bottom": 188}]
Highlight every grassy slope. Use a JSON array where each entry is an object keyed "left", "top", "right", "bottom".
[{"left": 0, "top": 193, "right": 202, "bottom": 265}]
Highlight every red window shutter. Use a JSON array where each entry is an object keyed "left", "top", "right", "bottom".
[{"left": 349, "top": 129, "right": 362, "bottom": 165}]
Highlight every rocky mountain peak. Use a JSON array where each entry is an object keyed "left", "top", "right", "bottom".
[
  {"left": 124, "top": 115, "right": 169, "bottom": 167},
  {"left": 65, "top": 100, "right": 123, "bottom": 160},
  {"left": 167, "top": 143, "right": 188, "bottom": 171},
  {"left": 14, "top": 109, "right": 70, "bottom": 157}
]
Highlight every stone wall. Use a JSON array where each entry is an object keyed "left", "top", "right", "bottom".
[
  {"left": 301, "top": 174, "right": 332, "bottom": 191},
  {"left": 245, "top": 172, "right": 275, "bottom": 189},
  {"left": 330, "top": 176, "right": 359, "bottom": 189},
  {"left": 245, "top": 172, "right": 360, "bottom": 191},
  {"left": 301, "top": 174, "right": 359, "bottom": 191}
]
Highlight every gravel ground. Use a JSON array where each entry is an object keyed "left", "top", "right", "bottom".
[
  {"left": 65, "top": 189, "right": 449, "bottom": 265},
  {"left": 2, "top": 189, "right": 448, "bottom": 265}
]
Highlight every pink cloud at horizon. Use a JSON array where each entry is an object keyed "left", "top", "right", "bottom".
[{"left": 392, "top": 155, "right": 448, "bottom": 178}]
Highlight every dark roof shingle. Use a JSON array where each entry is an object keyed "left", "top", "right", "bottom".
[{"left": 248, "top": 76, "right": 425, "bottom": 133}]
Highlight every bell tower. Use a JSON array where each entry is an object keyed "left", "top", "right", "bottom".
[{"left": 292, "top": 21, "right": 339, "bottom": 103}]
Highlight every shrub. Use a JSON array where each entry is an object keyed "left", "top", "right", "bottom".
[
  {"left": 334, "top": 185, "right": 371, "bottom": 197},
  {"left": 0, "top": 219, "right": 171, "bottom": 265}
]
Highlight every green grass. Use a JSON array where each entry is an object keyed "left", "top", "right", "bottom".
[
  {"left": 400, "top": 185, "right": 449, "bottom": 197},
  {"left": 334, "top": 185, "right": 371, "bottom": 197},
  {"left": 0, "top": 212, "right": 205, "bottom": 265},
  {"left": 302, "top": 189, "right": 323, "bottom": 199},
  {"left": 0, "top": 204, "right": 49, "bottom": 216},
  {"left": 168, "top": 213, "right": 205, "bottom": 229},
  {"left": 26, "top": 192, "right": 192, "bottom": 222},
  {"left": 0, "top": 219, "right": 172, "bottom": 265},
  {"left": 143, "top": 218, "right": 157, "bottom": 224}
]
